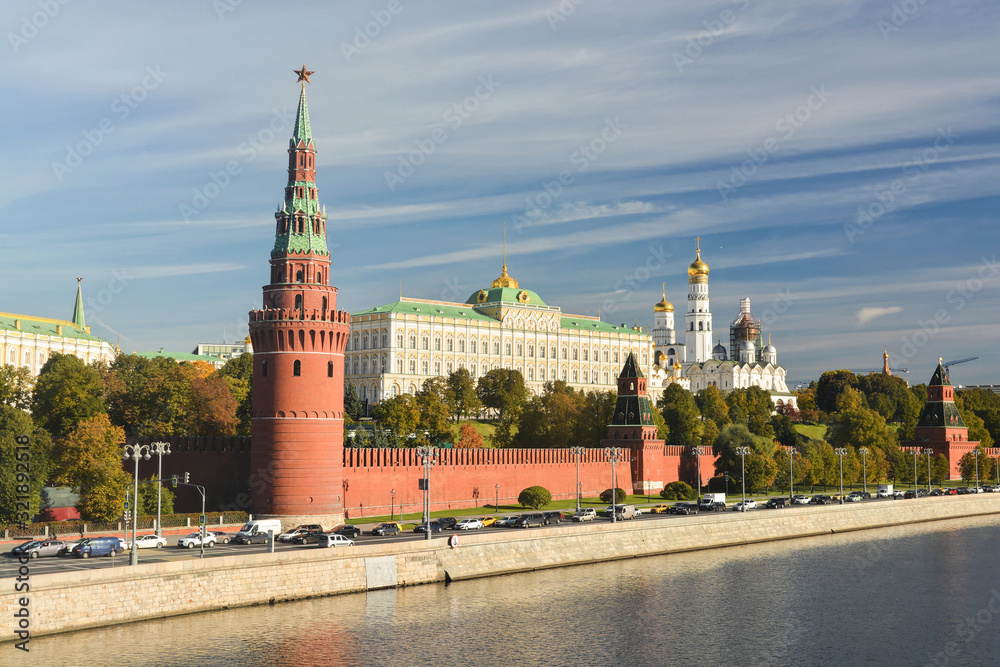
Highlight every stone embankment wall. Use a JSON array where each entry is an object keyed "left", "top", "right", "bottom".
[{"left": 5, "top": 495, "right": 999, "bottom": 640}]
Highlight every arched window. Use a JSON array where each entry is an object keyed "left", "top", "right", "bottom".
[
  {"left": 397, "top": 334, "right": 404, "bottom": 347},
  {"left": 422, "top": 361, "right": 428, "bottom": 375},
  {"left": 293, "top": 360, "right": 301, "bottom": 376},
  {"left": 583, "top": 349, "right": 588, "bottom": 361},
  {"left": 362, "top": 335, "right": 368, "bottom": 350},
  {"left": 296, "top": 270, "right": 304, "bottom": 283},
  {"left": 603, "top": 350, "right": 608, "bottom": 362},
  {"left": 690, "top": 323, "right": 695, "bottom": 331},
  {"left": 262, "top": 360, "right": 267, "bottom": 377},
  {"left": 434, "top": 362, "right": 441, "bottom": 374},
  {"left": 551, "top": 346, "right": 556, "bottom": 359},
  {"left": 294, "top": 294, "right": 303, "bottom": 311},
  {"left": 572, "top": 348, "right": 578, "bottom": 361},
  {"left": 470, "top": 340, "right": 477, "bottom": 353},
  {"left": 614, "top": 350, "right": 619, "bottom": 363},
  {"left": 409, "top": 336, "right": 416, "bottom": 349},
  {"left": 572, "top": 370, "right": 578, "bottom": 383},
  {"left": 396, "top": 359, "right": 403, "bottom": 373},
  {"left": 493, "top": 342, "right": 500, "bottom": 355},
  {"left": 528, "top": 367, "right": 534, "bottom": 380},
  {"left": 322, "top": 296, "right": 328, "bottom": 311},
  {"left": 516, "top": 343, "right": 522, "bottom": 356},
  {"left": 505, "top": 342, "right": 512, "bottom": 355},
  {"left": 540, "top": 368, "right": 546, "bottom": 381},
  {"left": 583, "top": 371, "right": 589, "bottom": 383},
  {"left": 699, "top": 322, "right": 704, "bottom": 331},
  {"left": 539, "top": 346, "right": 545, "bottom": 359},
  {"left": 409, "top": 360, "right": 416, "bottom": 374},
  {"left": 422, "top": 337, "right": 429, "bottom": 350},
  {"left": 562, "top": 347, "right": 568, "bottom": 360},
  {"left": 458, "top": 339, "right": 465, "bottom": 353},
  {"left": 434, "top": 338, "right": 441, "bottom": 351},
  {"left": 446, "top": 338, "right": 453, "bottom": 352},
  {"left": 328, "top": 361, "right": 334, "bottom": 377}
]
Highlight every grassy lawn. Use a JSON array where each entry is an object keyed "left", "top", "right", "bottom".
[{"left": 794, "top": 423, "right": 827, "bottom": 441}]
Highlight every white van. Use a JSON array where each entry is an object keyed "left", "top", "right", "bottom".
[{"left": 235, "top": 519, "right": 282, "bottom": 543}]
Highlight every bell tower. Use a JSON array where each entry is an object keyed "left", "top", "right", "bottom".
[
  {"left": 605, "top": 352, "right": 664, "bottom": 495},
  {"left": 248, "top": 66, "right": 351, "bottom": 524}
]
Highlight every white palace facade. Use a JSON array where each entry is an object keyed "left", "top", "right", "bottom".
[
  {"left": 345, "top": 262, "right": 653, "bottom": 404},
  {"left": 0, "top": 280, "right": 116, "bottom": 377}
]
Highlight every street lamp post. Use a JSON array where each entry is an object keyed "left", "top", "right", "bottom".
[
  {"left": 996, "top": 452, "right": 1000, "bottom": 489},
  {"left": 390, "top": 488, "right": 395, "bottom": 522},
  {"left": 736, "top": 447, "right": 750, "bottom": 511},
  {"left": 785, "top": 446, "right": 795, "bottom": 502},
  {"left": 417, "top": 447, "right": 438, "bottom": 541},
  {"left": 835, "top": 448, "right": 847, "bottom": 504},
  {"left": 912, "top": 449, "right": 919, "bottom": 496},
  {"left": 692, "top": 446, "right": 705, "bottom": 510},
  {"left": 122, "top": 443, "right": 151, "bottom": 566},
  {"left": 604, "top": 447, "right": 622, "bottom": 523},
  {"left": 150, "top": 441, "right": 170, "bottom": 537},
  {"left": 858, "top": 447, "right": 870, "bottom": 496},
  {"left": 974, "top": 448, "right": 980, "bottom": 492},
  {"left": 923, "top": 448, "right": 934, "bottom": 491},
  {"left": 495, "top": 484, "right": 500, "bottom": 513},
  {"left": 570, "top": 447, "right": 584, "bottom": 512}
]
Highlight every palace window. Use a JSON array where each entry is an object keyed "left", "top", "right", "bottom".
[
  {"left": 435, "top": 338, "right": 441, "bottom": 351},
  {"left": 562, "top": 370, "right": 567, "bottom": 381},
  {"left": 539, "top": 346, "right": 545, "bottom": 359},
  {"left": 516, "top": 343, "right": 522, "bottom": 356},
  {"left": 572, "top": 348, "right": 578, "bottom": 361},
  {"left": 583, "top": 371, "right": 588, "bottom": 383},
  {"left": 505, "top": 342, "right": 511, "bottom": 355},
  {"left": 603, "top": 372, "right": 609, "bottom": 384},
  {"left": 446, "top": 362, "right": 452, "bottom": 374},
  {"left": 494, "top": 342, "right": 500, "bottom": 355},
  {"left": 410, "top": 336, "right": 416, "bottom": 349},
  {"left": 434, "top": 362, "right": 441, "bottom": 374},
  {"left": 582, "top": 349, "right": 588, "bottom": 361},
  {"left": 446, "top": 338, "right": 453, "bottom": 352},
  {"left": 422, "top": 361, "right": 429, "bottom": 375},
  {"left": 352, "top": 361, "right": 358, "bottom": 374},
  {"left": 528, "top": 367, "right": 534, "bottom": 380},
  {"left": 458, "top": 339, "right": 465, "bottom": 352},
  {"left": 551, "top": 346, "right": 556, "bottom": 358},
  {"left": 352, "top": 335, "right": 358, "bottom": 350},
  {"left": 471, "top": 363, "right": 477, "bottom": 377},
  {"left": 397, "top": 334, "right": 404, "bottom": 347},
  {"left": 561, "top": 347, "right": 568, "bottom": 360},
  {"left": 397, "top": 360, "right": 403, "bottom": 373},
  {"left": 409, "top": 360, "right": 416, "bottom": 374},
  {"left": 614, "top": 350, "right": 619, "bottom": 363},
  {"left": 422, "top": 337, "right": 429, "bottom": 350},
  {"left": 362, "top": 359, "right": 368, "bottom": 374},
  {"left": 572, "top": 370, "right": 578, "bottom": 383},
  {"left": 528, "top": 344, "right": 534, "bottom": 357},
  {"left": 381, "top": 357, "right": 387, "bottom": 372},
  {"left": 540, "top": 368, "right": 546, "bottom": 381},
  {"left": 470, "top": 340, "right": 476, "bottom": 353},
  {"left": 362, "top": 335, "right": 368, "bottom": 349}
]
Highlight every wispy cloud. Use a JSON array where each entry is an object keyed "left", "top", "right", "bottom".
[{"left": 857, "top": 306, "right": 903, "bottom": 325}]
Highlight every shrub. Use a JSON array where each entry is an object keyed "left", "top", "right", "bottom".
[
  {"left": 599, "top": 487, "right": 627, "bottom": 504},
  {"left": 660, "top": 481, "right": 696, "bottom": 500},
  {"left": 517, "top": 486, "right": 552, "bottom": 509}
]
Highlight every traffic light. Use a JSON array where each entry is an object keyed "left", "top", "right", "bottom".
[
  {"left": 171, "top": 474, "right": 178, "bottom": 488},
  {"left": 183, "top": 472, "right": 190, "bottom": 484}
]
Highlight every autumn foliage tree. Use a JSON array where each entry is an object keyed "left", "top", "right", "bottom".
[
  {"left": 456, "top": 423, "right": 484, "bottom": 448},
  {"left": 54, "top": 413, "right": 130, "bottom": 522}
]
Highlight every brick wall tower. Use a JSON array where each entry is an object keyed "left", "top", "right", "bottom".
[
  {"left": 605, "top": 352, "right": 665, "bottom": 494},
  {"left": 902, "top": 359, "right": 979, "bottom": 480},
  {"left": 248, "top": 66, "right": 351, "bottom": 524}
]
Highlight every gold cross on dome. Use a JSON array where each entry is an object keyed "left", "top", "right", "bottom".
[{"left": 294, "top": 65, "right": 314, "bottom": 84}]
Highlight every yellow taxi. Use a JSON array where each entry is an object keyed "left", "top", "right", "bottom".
[
  {"left": 650, "top": 504, "right": 672, "bottom": 514},
  {"left": 477, "top": 516, "right": 497, "bottom": 527}
]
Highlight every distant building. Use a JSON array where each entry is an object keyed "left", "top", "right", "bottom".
[
  {"left": 0, "top": 279, "right": 116, "bottom": 376},
  {"left": 136, "top": 348, "right": 222, "bottom": 366},
  {"left": 192, "top": 336, "right": 253, "bottom": 368}
]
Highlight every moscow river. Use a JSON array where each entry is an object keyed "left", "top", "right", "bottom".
[{"left": 20, "top": 514, "right": 1000, "bottom": 666}]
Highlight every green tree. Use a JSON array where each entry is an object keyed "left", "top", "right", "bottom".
[
  {"left": 513, "top": 381, "right": 582, "bottom": 448},
  {"left": 32, "top": 353, "right": 106, "bottom": 439},
  {"left": 699, "top": 417, "right": 719, "bottom": 450},
  {"left": 695, "top": 386, "right": 731, "bottom": 427},
  {"left": 726, "top": 387, "right": 775, "bottom": 439},
  {"left": 931, "top": 453, "right": 951, "bottom": 484},
  {"left": 103, "top": 354, "right": 192, "bottom": 438},
  {"left": 53, "top": 413, "right": 130, "bottom": 521},
  {"left": 659, "top": 481, "right": 696, "bottom": 500},
  {"left": 136, "top": 476, "right": 176, "bottom": 515},
  {"left": 186, "top": 371, "right": 238, "bottom": 436},
  {"left": 416, "top": 378, "right": 454, "bottom": 444},
  {"left": 600, "top": 487, "right": 627, "bottom": 503},
  {"left": 577, "top": 390, "right": 619, "bottom": 446},
  {"left": 344, "top": 383, "right": 363, "bottom": 421},
  {"left": 0, "top": 407, "right": 54, "bottom": 524},
  {"left": 771, "top": 414, "right": 799, "bottom": 448},
  {"left": 373, "top": 394, "right": 421, "bottom": 446},
  {"left": 816, "top": 370, "right": 860, "bottom": 414},
  {"left": 827, "top": 388, "right": 898, "bottom": 453},
  {"left": 517, "top": 485, "right": 552, "bottom": 509},
  {"left": 956, "top": 396, "right": 994, "bottom": 448},
  {"left": 712, "top": 423, "right": 775, "bottom": 491},
  {"left": 477, "top": 369, "right": 528, "bottom": 448},
  {"left": 772, "top": 447, "right": 810, "bottom": 491},
  {"left": 446, "top": 368, "right": 481, "bottom": 421},
  {"left": 658, "top": 383, "right": 701, "bottom": 448},
  {"left": 0, "top": 364, "right": 34, "bottom": 411},
  {"left": 218, "top": 354, "right": 253, "bottom": 436},
  {"left": 958, "top": 445, "right": 990, "bottom": 484}
]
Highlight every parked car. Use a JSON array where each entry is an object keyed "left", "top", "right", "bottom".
[
  {"left": 699, "top": 501, "right": 727, "bottom": 512},
  {"left": 571, "top": 508, "right": 597, "bottom": 522},
  {"left": 846, "top": 493, "right": 863, "bottom": 503},
  {"left": 650, "top": 504, "right": 672, "bottom": 514},
  {"left": 234, "top": 530, "right": 273, "bottom": 545},
  {"left": 178, "top": 532, "right": 217, "bottom": 549},
  {"left": 734, "top": 499, "right": 757, "bottom": 512},
  {"left": 929, "top": 488, "right": 944, "bottom": 496},
  {"left": 10, "top": 539, "right": 68, "bottom": 559},
  {"left": 413, "top": 522, "right": 443, "bottom": 534},
  {"left": 634, "top": 508, "right": 644, "bottom": 517},
  {"left": 892, "top": 490, "right": 905, "bottom": 499},
  {"left": 290, "top": 529, "right": 327, "bottom": 544},
  {"left": 903, "top": 490, "right": 917, "bottom": 499},
  {"left": 71, "top": 536, "right": 121, "bottom": 558},
  {"left": 318, "top": 534, "right": 354, "bottom": 548},
  {"left": 455, "top": 519, "right": 484, "bottom": 530},
  {"left": 496, "top": 516, "right": 521, "bottom": 527},
  {"left": 209, "top": 531, "right": 231, "bottom": 544},
  {"left": 667, "top": 502, "right": 696, "bottom": 515},
  {"left": 542, "top": 511, "right": 562, "bottom": 525},
  {"left": 516, "top": 513, "right": 546, "bottom": 528},
  {"left": 371, "top": 522, "right": 402, "bottom": 536},
  {"left": 916, "top": 488, "right": 930, "bottom": 497},
  {"left": 791, "top": 495, "right": 810, "bottom": 505},
  {"left": 764, "top": 497, "right": 787, "bottom": 509},
  {"left": 278, "top": 524, "right": 324, "bottom": 542},
  {"left": 943, "top": 488, "right": 958, "bottom": 495},
  {"left": 134, "top": 534, "right": 168, "bottom": 549},
  {"left": 478, "top": 516, "right": 498, "bottom": 527},
  {"left": 809, "top": 495, "right": 831, "bottom": 505},
  {"left": 437, "top": 517, "right": 458, "bottom": 530}
]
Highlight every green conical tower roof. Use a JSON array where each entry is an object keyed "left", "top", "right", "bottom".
[
  {"left": 72, "top": 278, "right": 86, "bottom": 330},
  {"left": 290, "top": 83, "right": 313, "bottom": 149}
]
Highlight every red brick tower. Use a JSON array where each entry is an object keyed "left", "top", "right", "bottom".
[
  {"left": 248, "top": 66, "right": 351, "bottom": 523},
  {"left": 605, "top": 352, "right": 665, "bottom": 494},
  {"left": 902, "top": 359, "right": 978, "bottom": 480}
]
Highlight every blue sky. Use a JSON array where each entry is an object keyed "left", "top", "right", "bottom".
[{"left": 2, "top": 0, "right": 998, "bottom": 386}]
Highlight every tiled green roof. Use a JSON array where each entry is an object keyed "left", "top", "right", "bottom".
[
  {"left": 136, "top": 350, "right": 219, "bottom": 363},
  {"left": 291, "top": 85, "right": 312, "bottom": 149},
  {"left": 353, "top": 300, "right": 497, "bottom": 322},
  {"left": 0, "top": 312, "right": 104, "bottom": 342},
  {"left": 465, "top": 287, "right": 550, "bottom": 307},
  {"left": 559, "top": 317, "right": 645, "bottom": 335}
]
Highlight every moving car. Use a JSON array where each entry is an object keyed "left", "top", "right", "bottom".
[
  {"left": 810, "top": 495, "right": 832, "bottom": 505},
  {"left": 515, "top": 513, "right": 545, "bottom": 528},
  {"left": 791, "top": 495, "right": 810, "bottom": 505},
  {"left": 846, "top": 492, "right": 863, "bottom": 502},
  {"left": 733, "top": 499, "right": 757, "bottom": 512},
  {"left": 209, "top": 531, "right": 232, "bottom": 544},
  {"left": 319, "top": 534, "right": 354, "bottom": 548},
  {"left": 571, "top": 509, "right": 597, "bottom": 522},
  {"left": 764, "top": 497, "right": 787, "bottom": 509},
  {"left": 177, "top": 532, "right": 216, "bottom": 549},
  {"left": 437, "top": 517, "right": 458, "bottom": 530},
  {"left": 234, "top": 530, "right": 273, "bottom": 545},
  {"left": 542, "top": 511, "right": 562, "bottom": 525},
  {"left": 71, "top": 537, "right": 121, "bottom": 558},
  {"left": 235, "top": 519, "right": 283, "bottom": 542},
  {"left": 667, "top": 502, "right": 696, "bottom": 515},
  {"left": 10, "top": 539, "right": 68, "bottom": 559},
  {"left": 332, "top": 525, "right": 362, "bottom": 539},
  {"left": 278, "top": 524, "right": 324, "bottom": 542},
  {"left": 650, "top": 504, "right": 672, "bottom": 514},
  {"left": 290, "top": 529, "right": 327, "bottom": 544},
  {"left": 496, "top": 516, "right": 521, "bottom": 527},
  {"left": 413, "top": 522, "right": 443, "bottom": 534},
  {"left": 133, "top": 534, "right": 168, "bottom": 549},
  {"left": 455, "top": 519, "right": 484, "bottom": 530},
  {"left": 478, "top": 516, "right": 498, "bottom": 527},
  {"left": 371, "top": 522, "right": 402, "bottom": 536}
]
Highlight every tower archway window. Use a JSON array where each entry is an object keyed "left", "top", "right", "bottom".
[
  {"left": 328, "top": 361, "right": 334, "bottom": 378},
  {"left": 294, "top": 295, "right": 302, "bottom": 311},
  {"left": 690, "top": 323, "right": 695, "bottom": 331},
  {"left": 699, "top": 322, "right": 703, "bottom": 331},
  {"left": 293, "top": 360, "right": 301, "bottom": 376},
  {"left": 322, "top": 296, "right": 327, "bottom": 311},
  {"left": 296, "top": 270, "right": 304, "bottom": 283},
  {"left": 262, "top": 360, "right": 267, "bottom": 377}
]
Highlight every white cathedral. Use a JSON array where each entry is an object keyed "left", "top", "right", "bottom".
[{"left": 647, "top": 240, "right": 797, "bottom": 410}]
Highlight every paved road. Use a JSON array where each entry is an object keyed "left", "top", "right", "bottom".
[{"left": 0, "top": 495, "right": 913, "bottom": 579}]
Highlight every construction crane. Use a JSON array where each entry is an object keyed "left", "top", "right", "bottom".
[
  {"left": 943, "top": 356, "right": 978, "bottom": 370},
  {"left": 849, "top": 367, "right": 909, "bottom": 375}
]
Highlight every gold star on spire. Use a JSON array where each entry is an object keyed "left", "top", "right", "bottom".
[{"left": 294, "top": 65, "right": 314, "bottom": 84}]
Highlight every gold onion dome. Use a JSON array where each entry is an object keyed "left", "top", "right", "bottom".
[
  {"left": 688, "top": 238, "right": 709, "bottom": 283},
  {"left": 490, "top": 262, "right": 519, "bottom": 289},
  {"left": 654, "top": 286, "right": 673, "bottom": 312}
]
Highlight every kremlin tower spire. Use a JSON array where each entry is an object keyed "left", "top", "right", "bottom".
[
  {"left": 685, "top": 237, "right": 713, "bottom": 363},
  {"left": 248, "top": 67, "right": 351, "bottom": 524}
]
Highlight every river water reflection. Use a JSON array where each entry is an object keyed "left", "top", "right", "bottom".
[{"left": 21, "top": 515, "right": 1000, "bottom": 666}]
